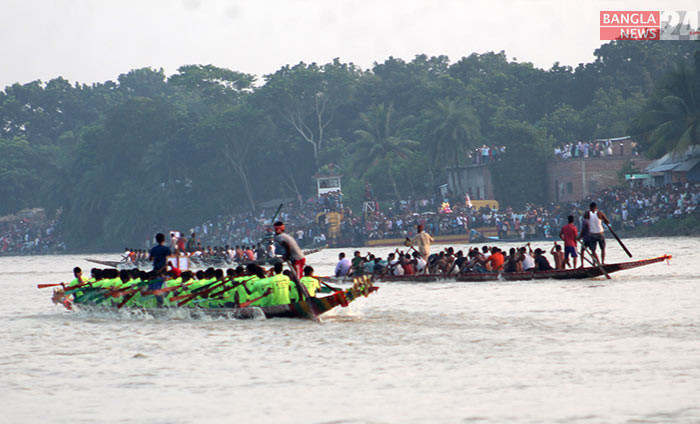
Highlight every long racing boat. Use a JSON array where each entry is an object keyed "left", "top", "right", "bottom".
[
  {"left": 356, "top": 255, "right": 671, "bottom": 283},
  {"left": 49, "top": 275, "right": 376, "bottom": 320}
]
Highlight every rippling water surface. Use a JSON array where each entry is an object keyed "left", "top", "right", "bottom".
[{"left": 2, "top": 237, "right": 699, "bottom": 423}]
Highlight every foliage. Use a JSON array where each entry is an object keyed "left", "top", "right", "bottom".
[
  {"left": 490, "top": 120, "right": 552, "bottom": 208},
  {"left": 630, "top": 53, "right": 700, "bottom": 158},
  {"left": 0, "top": 40, "right": 697, "bottom": 249}
]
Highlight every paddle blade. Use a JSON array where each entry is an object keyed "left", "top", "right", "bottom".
[{"left": 37, "top": 283, "right": 63, "bottom": 289}]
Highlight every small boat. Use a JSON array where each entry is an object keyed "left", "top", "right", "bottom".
[
  {"left": 50, "top": 276, "right": 377, "bottom": 320},
  {"left": 360, "top": 255, "right": 671, "bottom": 282}
]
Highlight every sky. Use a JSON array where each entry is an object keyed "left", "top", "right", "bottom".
[{"left": 0, "top": 0, "right": 696, "bottom": 88}]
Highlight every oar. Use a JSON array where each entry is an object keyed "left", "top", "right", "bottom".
[
  {"left": 239, "top": 289, "right": 272, "bottom": 308},
  {"left": 60, "top": 280, "right": 95, "bottom": 293},
  {"left": 208, "top": 277, "right": 254, "bottom": 299},
  {"left": 605, "top": 222, "right": 632, "bottom": 258},
  {"left": 588, "top": 248, "right": 611, "bottom": 279},
  {"left": 176, "top": 277, "right": 234, "bottom": 307},
  {"left": 404, "top": 238, "right": 423, "bottom": 258},
  {"left": 579, "top": 240, "right": 610, "bottom": 279},
  {"left": 37, "top": 282, "right": 67, "bottom": 289},
  {"left": 115, "top": 279, "right": 163, "bottom": 309},
  {"left": 318, "top": 279, "right": 341, "bottom": 292}
]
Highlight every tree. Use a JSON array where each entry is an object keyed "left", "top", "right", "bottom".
[
  {"left": 630, "top": 56, "right": 700, "bottom": 158},
  {"left": 490, "top": 120, "right": 552, "bottom": 208},
  {"left": 200, "top": 101, "right": 268, "bottom": 212},
  {"left": 536, "top": 104, "right": 584, "bottom": 143},
  {"left": 351, "top": 103, "right": 420, "bottom": 199},
  {"left": 258, "top": 59, "right": 360, "bottom": 163},
  {"left": 0, "top": 136, "right": 54, "bottom": 215},
  {"left": 423, "top": 98, "right": 481, "bottom": 168}
]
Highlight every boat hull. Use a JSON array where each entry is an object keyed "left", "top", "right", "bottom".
[
  {"left": 369, "top": 255, "right": 671, "bottom": 282},
  {"left": 56, "top": 276, "right": 377, "bottom": 320}
]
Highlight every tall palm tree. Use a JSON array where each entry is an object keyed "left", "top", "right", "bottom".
[
  {"left": 425, "top": 98, "right": 481, "bottom": 168},
  {"left": 632, "top": 59, "right": 700, "bottom": 158},
  {"left": 352, "top": 103, "right": 420, "bottom": 199}
]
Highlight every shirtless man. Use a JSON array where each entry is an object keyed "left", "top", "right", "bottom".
[{"left": 550, "top": 243, "right": 565, "bottom": 270}]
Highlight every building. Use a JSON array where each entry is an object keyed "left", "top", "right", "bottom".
[
  {"left": 446, "top": 137, "right": 653, "bottom": 204},
  {"left": 546, "top": 156, "right": 652, "bottom": 202},
  {"left": 445, "top": 163, "right": 494, "bottom": 200},
  {"left": 644, "top": 146, "right": 700, "bottom": 185},
  {"left": 314, "top": 174, "right": 342, "bottom": 196}
]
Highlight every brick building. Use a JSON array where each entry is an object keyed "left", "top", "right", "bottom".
[
  {"left": 446, "top": 137, "right": 652, "bottom": 204},
  {"left": 546, "top": 156, "right": 651, "bottom": 202}
]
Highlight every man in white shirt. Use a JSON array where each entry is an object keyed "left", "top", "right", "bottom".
[{"left": 334, "top": 252, "right": 352, "bottom": 277}]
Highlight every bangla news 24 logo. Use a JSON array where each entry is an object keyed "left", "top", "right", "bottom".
[{"left": 600, "top": 11, "right": 700, "bottom": 40}]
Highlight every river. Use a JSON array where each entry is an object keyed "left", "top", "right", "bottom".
[{"left": 2, "top": 237, "right": 699, "bottom": 423}]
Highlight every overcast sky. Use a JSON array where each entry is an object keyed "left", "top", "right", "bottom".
[{"left": 0, "top": 0, "right": 696, "bottom": 88}]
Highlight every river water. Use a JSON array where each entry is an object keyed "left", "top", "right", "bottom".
[{"left": 2, "top": 237, "right": 699, "bottom": 423}]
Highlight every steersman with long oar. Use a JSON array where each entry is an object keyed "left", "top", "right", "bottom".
[{"left": 584, "top": 202, "right": 611, "bottom": 265}]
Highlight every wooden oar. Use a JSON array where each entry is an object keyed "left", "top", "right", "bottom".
[
  {"left": 605, "top": 222, "right": 632, "bottom": 258},
  {"left": 176, "top": 277, "right": 234, "bottom": 307},
  {"left": 239, "top": 290, "right": 271, "bottom": 308},
  {"left": 579, "top": 240, "right": 610, "bottom": 279},
  {"left": 318, "top": 279, "right": 341, "bottom": 292},
  {"left": 208, "top": 277, "right": 254, "bottom": 299},
  {"left": 588, "top": 248, "right": 611, "bottom": 279},
  {"left": 37, "top": 282, "right": 67, "bottom": 289}
]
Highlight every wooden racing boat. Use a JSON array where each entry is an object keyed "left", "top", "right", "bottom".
[
  {"left": 51, "top": 276, "right": 376, "bottom": 320},
  {"left": 369, "top": 255, "right": 671, "bottom": 282}
]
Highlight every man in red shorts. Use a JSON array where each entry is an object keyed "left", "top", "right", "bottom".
[
  {"left": 273, "top": 221, "right": 306, "bottom": 278},
  {"left": 559, "top": 215, "right": 579, "bottom": 268}
]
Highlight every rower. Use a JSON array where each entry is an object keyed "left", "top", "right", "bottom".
[
  {"left": 299, "top": 266, "right": 321, "bottom": 297},
  {"left": 66, "top": 267, "right": 86, "bottom": 289},
  {"left": 533, "top": 248, "right": 554, "bottom": 271},
  {"left": 335, "top": 252, "right": 351, "bottom": 277}
]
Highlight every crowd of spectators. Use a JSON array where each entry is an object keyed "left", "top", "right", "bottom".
[
  {"left": 468, "top": 145, "right": 506, "bottom": 165},
  {"left": 152, "top": 182, "right": 700, "bottom": 251},
  {"left": 0, "top": 218, "right": 66, "bottom": 255},
  {"left": 554, "top": 139, "right": 639, "bottom": 159},
  {"left": 3, "top": 182, "right": 698, "bottom": 256}
]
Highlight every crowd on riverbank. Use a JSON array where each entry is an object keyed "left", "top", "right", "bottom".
[
  {"left": 179, "top": 181, "right": 700, "bottom": 249},
  {"left": 4, "top": 182, "right": 699, "bottom": 256},
  {"left": 0, "top": 218, "right": 66, "bottom": 255}
]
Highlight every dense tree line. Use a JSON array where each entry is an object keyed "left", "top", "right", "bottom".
[{"left": 0, "top": 41, "right": 698, "bottom": 250}]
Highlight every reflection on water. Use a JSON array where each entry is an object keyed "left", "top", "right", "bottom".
[{"left": 2, "top": 237, "right": 700, "bottom": 423}]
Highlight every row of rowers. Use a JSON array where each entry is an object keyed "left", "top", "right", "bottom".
[{"left": 63, "top": 263, "right": 322, "bottom": 308}]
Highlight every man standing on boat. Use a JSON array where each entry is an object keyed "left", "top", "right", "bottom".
[
  {"left": 149, "top": 233, "right": 172, "bottom": 273},
  {"left": 273, "top": 221, "right": 305, "bottom": 278},
  {"left": 584, "top": 202, "right": 610, "bottom": 264},
  {"left": 411, "top": 224, "right": 433, "bottom": 259},
  {"left": 559, "top": 215, "right": 579, "bottom": 268}
]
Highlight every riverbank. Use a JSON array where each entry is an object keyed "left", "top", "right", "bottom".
[{"left": 621, "top": 215, "right": 700, "bottom": 238}]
